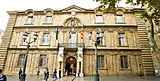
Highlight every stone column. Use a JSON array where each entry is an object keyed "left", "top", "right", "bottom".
[
  {"left": 76, "top": 47, "right": 83, "bottom": 77},
  {"left": 57, "top": 47, "right": 64, "bottom": 78}
]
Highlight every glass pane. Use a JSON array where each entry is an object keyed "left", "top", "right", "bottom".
[
  {"left": 69, "top": 33, "right": 77, "bottom": 43},
  {"left": 46, "top": 16, "right": 52, "bottom": 22},
  {"left": 43, "top": 33, "right": 49, "bottom": 45},
  {"left": 119, "top": 33, "right": 126, "bottom": 46},
  {"left": 18, "top": 54, "right": 25, "bottom": 67},
  {"left": 98, "top": 55, "right": 104, "bottom": 68},
  {"left": 96, "top": 15, "right": 103, "bottom": 23},
  {"left": 27, "top": 17, "right": 33, "bottom": 24},
  {"left": 120, "top": 56, "right": 124, "bottom": 68},
  {"left": 39, "top": 55, "right": 46, "bottom": 66},
  {"left": 116, "top": 15, "right": 124, "bottom": 23},
  {"left": 120, "top": 56, "right": 128, "bottom": 68},
  {"left": 124, "top": 56, "right": 128, "bottom": 68}
]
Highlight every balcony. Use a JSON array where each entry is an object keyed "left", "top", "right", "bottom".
[{"left": 58, "top": 43, "right": 84, "bottom": 48}]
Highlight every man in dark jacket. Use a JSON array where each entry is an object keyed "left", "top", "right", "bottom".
[
  {"left": 0, "top": 69, "right": 7, "bottom": 81},
  {"left": 44, "top": 68, "right": 49, "bottom": 81},
  {"left": 18, "top": 68, "right": 22, "bottom": 79}
]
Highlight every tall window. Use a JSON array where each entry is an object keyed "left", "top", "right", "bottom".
[
  {"left": 18, "top": 54, "right": 25, "bottom": 67},
  {"left": 118, "top": 33, "right": 127, "bottom": 46},
  {"left": 96, "top": 32, "right": 104, "bottom": 45},
  {"left": 42, "top": 33, "right": 49, "bottom": 45},
  {"left": 69, "top": 32, "right": 77, "bottom": 48},
  {"left": 39, "top": 55, "right": 47, "bottom": 67},
  {"left": 98, "top": 55, "right": 104, "bottom": 68},
  {"left": 120, "top": 56, "right": 128, "bottom": 68},
  {"left": 95, "top": 15, "right": 103, "bottom": 23},
  {"left": 69, "top": 32, "right": 77, "bottom": 43},
  {"left": 22, "top": 33, "right": 30, "bottom": 45},
  {"left": 26, "top": 16, "right": 33, "bottom": 24},
  {"left": 45, "top": 16, "right": 52, "bottom": 23},
  {"left": 116, "top": 15, "right": 125, "bottom": 24},
  {"left": 88, "top": 32, "right": 92, "bottom": 40}
]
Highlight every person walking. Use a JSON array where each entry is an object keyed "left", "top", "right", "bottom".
[
  {"left": 64, "top": 70, "right": 68, "bottom": 81},
  {"left": 52, "top": 69, "right": 57, "bottom": 80},
  {"left": 37, "top": 68, "right": 40, "bottom": 77},
  {"left": 18, "top": 68, "right": 22, "bottom": 79},
  {"left": 44, "top": 68, "right": 49, "bottom": 81},
  {"left": 0, "top": 69, "right": 7, "bottom": 81}
]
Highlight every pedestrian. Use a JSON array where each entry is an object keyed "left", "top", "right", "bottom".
[
  {"left": 18, "top": 68, "right": 22, "bottom": 79},
  {"left": 52, "top": 69, "right": 57, "bottom": 80},
  {"left": 155, "top": 69, "right": 159, "bottom": 77},
  {"left": 64, "top": 70, "right": 68, "bottom": 81},
  {"left": 44, "top": 68, "right": 49, "bottom": 81},
  {"left": 0, "top": 69, "right": 7, "bottom": 81},
  {"left": 37, "top": 68, "right": 40, "bottom": 77}
]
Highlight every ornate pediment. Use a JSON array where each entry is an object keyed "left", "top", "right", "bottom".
[{"left": 61, "top": 5, "right": 87, "bottom": 12}]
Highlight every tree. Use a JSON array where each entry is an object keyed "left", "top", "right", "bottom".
[{"left": 94, "top": 0, "right": 160, "bottom": 52}]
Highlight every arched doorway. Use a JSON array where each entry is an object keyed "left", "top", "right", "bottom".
[{"left": 65, "top": 56, "right": 77, "bottom": 76}]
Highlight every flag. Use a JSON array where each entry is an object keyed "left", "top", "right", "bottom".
[
  {"left": 69, "top": 24, "right": 72, "bottom": 39},
  {"left": 56, "top": 25, "right": 58, "bottom": 40},
  {"left": 81, "top": 31, "right": 84, "bottom": 39},
  {"left": 69, "top": 32, "right": 71, "bottom": 39}
]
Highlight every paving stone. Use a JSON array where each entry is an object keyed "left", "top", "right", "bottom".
[{"left": 7, "top": 75, "right": 160, "bottom": 81}]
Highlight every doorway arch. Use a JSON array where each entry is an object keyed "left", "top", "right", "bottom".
[{"left": 65, "top": 56, "right": 77, "bottom": 76}]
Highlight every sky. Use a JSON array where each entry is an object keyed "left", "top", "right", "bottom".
[{"left": 0, "top": 0, "right": 130, "bottom": 31}]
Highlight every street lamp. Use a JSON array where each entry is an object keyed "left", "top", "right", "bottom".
[
  {"left": 89, "top": 32, "right": 103, "bottom": 81},
  {"left": 20, "top": 32, "right": 38, "bottom": 81}
]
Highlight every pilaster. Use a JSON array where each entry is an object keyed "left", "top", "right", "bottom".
[
  {"left": 76, "top": 47, "right": 84, "bottom": 77},
  {"left": 135, "top": 12, "right": 154, "bottom": 75},
  {"left": 57, "top": 47, "right": 64, "bottom": 78},
  {"left": 0, "top": 13, "right": 17, "bottom": 70}
]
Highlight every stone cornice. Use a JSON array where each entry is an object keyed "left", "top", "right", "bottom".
[
  {"left": 84, "top": 47, "right": 149, "bottom": 51},
  {"left": 14, "top": 24, "right": 137, "bottom": 28},
  {"left": 7, "top": 5, "right": 145, "bottom": 15},
  {"left": 7, "top": 11, "right": 17, "bottom": 15},
  {"left": 8, "top": 47, "right": 150, "bottom": 51}
]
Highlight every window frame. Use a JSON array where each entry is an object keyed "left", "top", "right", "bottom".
[
  {"left": 120, "top": 55, "right": 128, "bottom": 69},
  {"left": 115, "top": 15, "right": 125, "bottom": 24},
  {"left": 26, "top": 16, "right": 33, "bottom": 24},
  {"left": 96, "top": 32, "right": 104, "bottom": 45},
  {"left": 45, "top": 16, "right": 53, "bottom": 23},
  {"left": 118, "top": 33, "right": 127, "bottom": 46},
  {"left": 17, "top": 54, "right": 25, "bottom": 67},
  {"left": 69, "top": 32, "right": 77, "bottom": 44},
  {"left": 42, "top": 33, "right": 50, "bottom": 45},
  {"left": 97, "top": 55, "right": 104, "bottom": 69},
  {"left": 95, "top": 15, "right": 104, "bottom": 24},
  {"left": 88, "top": 32, "right": 92, "bottom": 40},
  {"left": 39, "top": 55, "right": 47, "bottom": 67}
]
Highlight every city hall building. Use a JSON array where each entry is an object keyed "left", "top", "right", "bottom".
[{"left": 0, "top": 5, "right": 155, "bottom": 77}]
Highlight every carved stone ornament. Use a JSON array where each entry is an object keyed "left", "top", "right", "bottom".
[{"left": 118, "top": 27, "right": 125, "bottom": 33}]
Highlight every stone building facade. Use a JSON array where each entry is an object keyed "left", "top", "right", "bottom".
[
  {"left": 0, "top": 5, "right": 155, "bottom": 76},
  {"left": 0, "top": 30, "right": 4, "bottom": 45}
]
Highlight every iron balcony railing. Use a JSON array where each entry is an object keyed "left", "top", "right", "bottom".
[{"left": 58, "top": 43, "right": 84, "bottom": 48}]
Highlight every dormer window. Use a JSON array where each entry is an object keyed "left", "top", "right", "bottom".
[
  {"left": 25, "top": 9, "right": 34, "bottom": 25},
  {"left": 45, "top": 16, "right": 52, "bottom": 23},
  {"left": 116, "top": 15, "right": 125, "bottom": 24},
  {"left": 115, "top": 8, "right": 126, "bottom": 24},
  {"left": 95, "top": 15, "right": 104, "bottom": 24},
  {"left": 26, "top": 16, "right": 33, "bottom": 24},
  {"left": 43, "top": 8, "right": 53, "bottom": 24}
]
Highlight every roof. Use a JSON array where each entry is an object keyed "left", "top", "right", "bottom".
[{"left": 7, "top": 5, "right": 145, "bottom": 15}]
